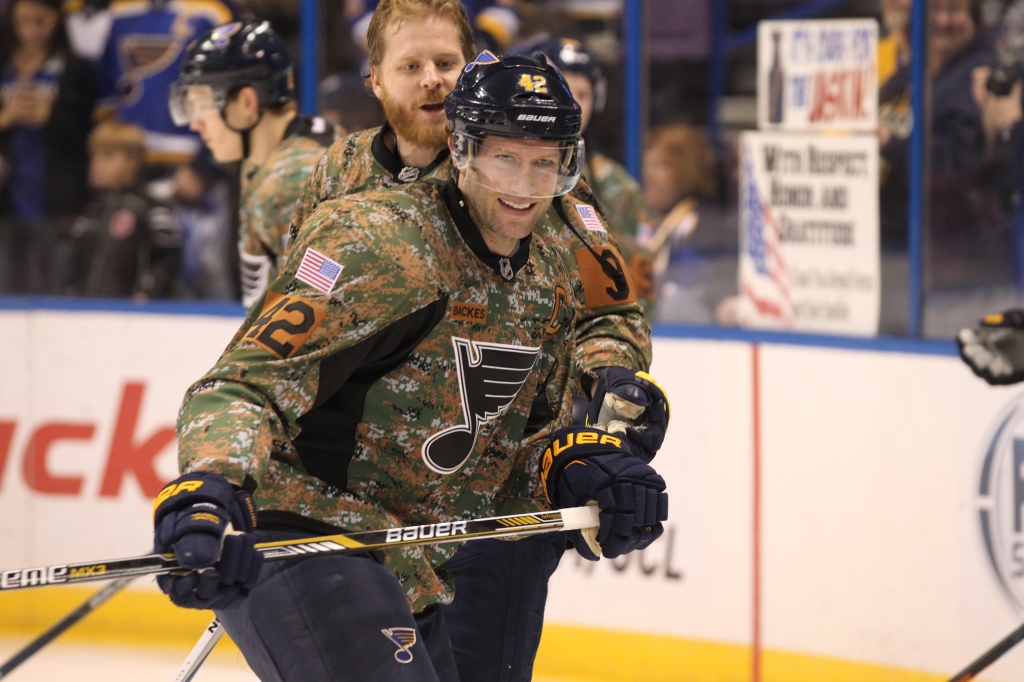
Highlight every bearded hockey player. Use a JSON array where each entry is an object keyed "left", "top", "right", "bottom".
[
  {"left": 151, "top": 53, "right": 669, "bottom": 682},
  {"left": 286, "top": 3, "right": 667, "bottom": 680},
  {"left": 169, "top": 20, "right": 338, "bottom": 308}
]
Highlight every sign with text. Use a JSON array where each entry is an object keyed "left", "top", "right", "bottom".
[
  {"left": 737, "top": 131, "right": 880, "bottom": 335},
  {"left": 757, "top": 18, "right": 878, "bottom": 131}
]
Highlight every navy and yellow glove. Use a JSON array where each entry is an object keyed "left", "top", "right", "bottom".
[
  {"left": 152, "top": 472, "right": 262, "bottom": 610},
  {"left": 542, "top": 426, "right": 669, "bottom": 561},
  {"left": 585, "top": 368, "right": 670, "bottom": 462},
  {"left": 958, "top": 310, "right": 1024, "bottom": 385}
]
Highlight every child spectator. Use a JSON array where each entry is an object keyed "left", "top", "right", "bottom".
[{"left": 55, "top": 119, "right": 179, "bottom": 298}]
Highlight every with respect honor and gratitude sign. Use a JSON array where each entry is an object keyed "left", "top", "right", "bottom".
[
  {"left": 737, "top": 132, "right": 880, "bottom": 335},
  {"left": 757, "top": 19, "right": 878, "bottom": 131}
]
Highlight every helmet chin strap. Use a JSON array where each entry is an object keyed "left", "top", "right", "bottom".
[{"left": 221, "top": 108, "right": 263, "bottom": 160}]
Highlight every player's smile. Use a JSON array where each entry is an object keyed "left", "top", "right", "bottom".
[{"left": 498, "top": 197, "right": 536, "bottom": 213}]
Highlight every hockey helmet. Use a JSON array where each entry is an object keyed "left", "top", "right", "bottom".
[
  {"left": 169, "top": 20, "right": 293, "bottom": 127},
  {"left": 445, "top": 51, "right": 584, "bottom": 198},
  {"left": 512, "top": 35, "right": 607, "bottom": 113}
]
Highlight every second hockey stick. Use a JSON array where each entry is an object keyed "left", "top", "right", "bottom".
[
  {"left": 948, "top": 620, "right": 1024, "bottom": 682},
  {"left": 0, "top": 506, "right": 599, "bottom": 593},
  {"left": 0, "top": 576, "right": 133, "bottom": 678},
  {"left": 171, "top": 618, "right": 224, "bottom": 682}
]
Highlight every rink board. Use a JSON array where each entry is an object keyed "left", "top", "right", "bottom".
[{"left": 0, "top": 304, "right": 1022, "bottom": 681}]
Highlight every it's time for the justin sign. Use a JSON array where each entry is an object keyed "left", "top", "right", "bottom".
[
  {"left": 758, "top": 19, "right": 878, "bottom": 131},
  {"left": 737, "top": 131, "right": 879, "bottom": 335}
]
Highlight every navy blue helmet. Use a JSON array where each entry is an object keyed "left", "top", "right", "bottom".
[
  {"left": 170, "top": 20, "right": 293, "bottom": 126},
  {"left": 446, "top": 51, "right": 584, "bottom": 198}
]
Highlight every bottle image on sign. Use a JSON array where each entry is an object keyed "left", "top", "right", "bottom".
[{"left": 768, "top": 31, "right": 785, "bottom": 125}]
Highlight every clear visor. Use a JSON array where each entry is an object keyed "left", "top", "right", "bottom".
[
  {"left": 168, "top": 83, "right": 228, "bottom": 127},
  {"left": 451, "top": 133, "right": 584, "bottom": 200}
]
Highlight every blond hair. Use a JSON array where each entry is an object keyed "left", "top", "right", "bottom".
[
  {"left": 645, "top": 124, "right": 717, "bottom": 201},
  {"left": 366, "top": 0, "right": 476, "bottom": 67},
  {"left": 88, "top": 119, "right": 146, "bottom": 156}
]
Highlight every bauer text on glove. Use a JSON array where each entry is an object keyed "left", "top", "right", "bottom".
[
  {"left": 541, "top": 426, "right": 669, "bottom": 561},
  {"left": 152, "top": 471, "right": 263, "bottom": 609}
]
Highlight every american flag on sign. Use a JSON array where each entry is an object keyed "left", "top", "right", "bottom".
[
  {"left": 295, "top": 248, "right": 343, "bottom": 293},
  {"left": 575, "top": 204, "right": 606, "bottom": 232}
]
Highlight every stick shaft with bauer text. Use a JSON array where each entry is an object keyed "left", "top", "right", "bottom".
[{"left": 0, "top": 506, "right": 599, "bottom": 592}]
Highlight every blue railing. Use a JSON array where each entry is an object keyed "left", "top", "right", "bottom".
[{"left": 0, "top": 297, "right": 958, "bottom": 356}]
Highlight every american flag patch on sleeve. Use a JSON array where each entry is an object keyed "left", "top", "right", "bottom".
[
  {"left": 295, "top": 247, "right": 343, "bottom": 293},
  {"left": 575, "top": 204, "right": 606, "bottom": 232}
]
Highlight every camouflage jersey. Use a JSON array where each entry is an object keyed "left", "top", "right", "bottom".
[
  {"left": 584, "top": 151, "right": 655, "bottom": 311},
  {"left": 179, "top": 178, "right": 578, "bottom": 611},
  {"left": 291, "top": 123, "right": 651, "bottom": 380},
  {"left": 239, "top": 114, "right": 337, "bottom": 309}
]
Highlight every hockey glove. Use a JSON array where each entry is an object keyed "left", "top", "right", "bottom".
[
  {"left": 152, "top": 472, "right": 262, "bottom": 610},
  {"left": 585, "top": 368, "right": 670, "bottom": 462},
  {"left": 542, "top": 426, "right": 669, "bottom": 561},
  {"left": 958, "top": 310, "right": 1024, "bottom": 385}
]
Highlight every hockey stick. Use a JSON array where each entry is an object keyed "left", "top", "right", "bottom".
[
  {"left": 0, "top": 576, "right": 133, "bottom": 678},
  {"left": 948, "top": 620, "right": 1024, "bottom": 682},
  {"left": 170, "top": 506, "right": 598, "bottom": 681},
  {"left": 171, "top": 618, "right": 224, "bottom": 682},
  {"left": 0, "top": 506, "right": 599, "bottom": 593}
]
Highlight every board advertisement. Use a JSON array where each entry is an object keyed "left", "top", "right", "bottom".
[{"left": 737, "top": 131, "right": 880, "bottom": 334}]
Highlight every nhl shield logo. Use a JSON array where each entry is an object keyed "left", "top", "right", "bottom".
[
  {"left": 978, "top": 392, "right": 1024, "bottom": 613},
  {"left": 422, "top": 337, "right": 541, "bottom": 474}
]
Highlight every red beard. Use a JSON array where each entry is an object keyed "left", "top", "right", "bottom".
[{"left": 379, "top": 85, "right": 450, "bottom": 151}]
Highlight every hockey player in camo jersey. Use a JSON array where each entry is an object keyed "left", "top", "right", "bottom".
[
  {"left": 284, "top": 3, "right": 668, "bottom": 681},
  {"left": 169, "top": 21, "right": 338, "bottom": 309},
  {"left": 151, "top": 54, "right": 669, "bottom": 682},
  {"left": 291, "top": 7, "right": 650, "bottom": 380}
]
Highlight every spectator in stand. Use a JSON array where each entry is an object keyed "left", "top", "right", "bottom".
[
  {"left": 879, "top": 0, "right": 911, "bottom": 87},
  {"left": 642, "top": 123, "right": 736, "bottom": 324},
  {"left": 0, "top": 0, "right": 95, "bottom": 294},
  {"left": 971, "top": 0, "right": 1024, "bottom": 291},
  {"left": 879, "top": 0, "right": 999, "bottom": 281},
  {"left": 56, "top": 119, "right": 179, "bottom": 298}
]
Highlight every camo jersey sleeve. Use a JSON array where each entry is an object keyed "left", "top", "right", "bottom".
[
  {"left": 289, "top": 128, "right": 381, "bottom": 236},
  {"left": 588, "top": 152, "right": 646, "bottom": 243},
  {"left": 586, "top": 154, "right": 656, "bottom": 311},
  {"left": 239, "top": 136, "right": 330, "bottom": 309},
  {"left": 177, "top": 196, "right": 441, "bottom": 485},
  {"left": 559, "top": 181, "right": 652, "bottom": 376}
]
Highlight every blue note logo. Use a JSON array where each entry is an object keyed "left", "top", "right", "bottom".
[
  {"left": 422, "top": 337, "right": 541, "bottom": 474},
  {"left": 978, "top": 392, "right": 1024, "bottom": 613},
  {"left": 382, "top": 627, "right": 417, "bottom": 663}
]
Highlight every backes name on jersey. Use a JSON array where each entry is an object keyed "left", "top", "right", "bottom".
[{"left": 385, "top": 520, "right": 468, "bottom": 543}]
